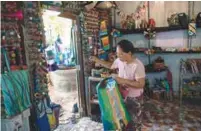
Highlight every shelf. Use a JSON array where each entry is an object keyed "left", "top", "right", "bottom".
[
  {"left": 134, "top": 48, "right": 147, "bottom": 53},
  {"left": 188, "top": 86, "right": 201, "bottom": 92},
  {"left": 114, "top": 26, "right": 201, "bottom": 35},
  {"left": 133, "top": 48, "right": 201, "bottom": 54},
  {"left": 135, "top": 51, "right": 201, "bottom": 54},
  {"left": 145, "top": 65, "right": 168, "bottom": 73},
  {"left": 117, "top": 28, "right": 144, "bottom": 34},
  {"left": 155, "top": 26, "right": 188, "bottom": 32},
  {"left": 88, "top": 77, "right": 104, "bottom": 82},
  {"left": 183, "top": 85, "right": 201, "bottom": 92},
  {"left": 10, "top": 65, "right": 28, "bottom": 70},
  {"left": 146, "top": 69, "right": 167, "bottom": 73},
  {"left": 1, "top": 45, "right": 21, "bottom": 48},
  {"left": 154, "top": 51, "right": 201, "bottom": 54},
  {"left": 146, "top": 70, "right": 167, "bottom": 73},
  {"left": 182, "top": 97, "right": 201, "bottom": 105},
  {"left": 90, "top": 99, "right": 99, "bottom": 104},
  {"left": 135, "top": 51, "right": 145, "bottom": 53},
  {"left": 181, "top": 73, "right": 201, "bottom": 77}
]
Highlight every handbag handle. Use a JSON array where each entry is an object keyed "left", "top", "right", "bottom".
[
  {"left": 2, "top": 48, "right": 11, "bottom": 72},
  {"left": 98, "top": 77, "right": 112, "bottom": 89}
]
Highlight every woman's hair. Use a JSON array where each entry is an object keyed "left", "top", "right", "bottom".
[{"left": 117, "top": 40, "right": 135, "bottom": 54}]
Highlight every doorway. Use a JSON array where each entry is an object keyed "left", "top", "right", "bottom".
[{"left": 42, "top": 9, "right": 80, "bottom": 124}]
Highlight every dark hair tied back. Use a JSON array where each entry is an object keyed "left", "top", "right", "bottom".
[{"left": 117, "top": 40, "right": 135, "bottom": 54}]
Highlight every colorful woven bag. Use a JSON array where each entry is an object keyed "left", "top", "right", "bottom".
[
  {"left": 97, "top": 77, "right": 131, "bottom": 131},
  {"left": 1, "top": 48, "right": 31, "bottom": 117}
]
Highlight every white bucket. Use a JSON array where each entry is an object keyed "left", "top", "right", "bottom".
[{"left": 49, "top": 69, "right": 77, "bottom": 93}]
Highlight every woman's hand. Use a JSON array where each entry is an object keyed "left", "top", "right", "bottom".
[
  {"left": 111, "top": 74, "right": 124, "bottom": 85},
  {"left": 90, "top": 56, "right": 99, "bottom": 63},
  {"left": 115, "top": 77, "right": 125, "bottom": 85},
  {"left": 90, "top": 56, "right": 113, "bottom": 69},
  {"left": 111, "top": 73, "right": 118, "bottom": 79}
]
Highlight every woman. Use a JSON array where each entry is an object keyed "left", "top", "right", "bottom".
[{"left": 91, "top": 39, "right": 145, "bottom": 130}]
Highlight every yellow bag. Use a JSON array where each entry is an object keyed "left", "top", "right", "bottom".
[{"left": 47, "top": 112, "right": 56, "bottom": 129}]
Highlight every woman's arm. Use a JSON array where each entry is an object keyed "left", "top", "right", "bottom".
[
  {"left": 90, "top": 56, "right": 113, "bottom": 69},
  {"left": 115, "top": 77, "right": 145, "bottom": 89}
]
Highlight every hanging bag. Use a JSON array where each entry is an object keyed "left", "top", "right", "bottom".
[
  {"left": 1, "top": 48, "right": 31, "bottom": 118},
  {"left": 196, "top": 12, "right": 201, "bottom": 27},
  {"left": 44, "top": 98, "right": 56, "bottom": 129},
  {"left": 178, "top": 13, "right": 188, "bottom": 28},
  {"left": 35, "top": 99, "right": 51, "bottom": 131}
]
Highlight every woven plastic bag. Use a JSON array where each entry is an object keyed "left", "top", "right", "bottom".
[{"left": 1, "top": 48, "right": 31, "bottom": 117}]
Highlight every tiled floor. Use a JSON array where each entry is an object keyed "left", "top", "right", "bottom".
[
  {"left": 55, "top": 99, "right": 201, "bottom": 131},
  {"left": 142, "top": 99, "right": 201, "bottom": 131},
  {"left": 47, "top": 70, "right": 201, "bottom": 131}
]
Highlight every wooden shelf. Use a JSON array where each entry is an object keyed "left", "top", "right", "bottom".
[
  {"left": 118, "top": 28, "right": 144, "bottom": 34},
  {"left": 114, "top": 26, "right": 201, "bottom": 35},
  {"left": 155, "top": 26, "right": 187, "bottom": 32},
  {"left": 134, "top": 48, "right": 147, "bottom": 53},
  {"left": 135, "top": 51, "right": 201, "bottom": 54},
  {"left": 134, "top": 49, "right": 201, "bottom": 54},
  {"left": 135, "top": 51, "right": 145, "bottom": 53},
  {"left": 154, "top": 51, "right": 201, "bottom": 54},
  {"left": 181, "top": 73, "right": 201, "bottom": 77},
  {"left": 146, "top": 69, "right": 167, "bottom": 73}
]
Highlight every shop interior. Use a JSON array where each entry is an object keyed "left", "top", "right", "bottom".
[{"left": 1, "top": 1, "right": 201, "bottom": 131}]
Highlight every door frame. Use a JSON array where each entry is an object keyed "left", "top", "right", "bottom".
[{"left": 58, "top": 11, "right": 87, "bottom": 116}]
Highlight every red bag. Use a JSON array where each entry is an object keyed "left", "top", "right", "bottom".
[{"left": 119, "top": 85, "right": 129, "bottom": 98}]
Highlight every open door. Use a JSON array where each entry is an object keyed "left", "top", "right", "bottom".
[
  {"left": 42, "top": 9, "right": 87, "bottom": 125},
  {"left": 58, "top": 11, "right": 86, "bottom": 117}
]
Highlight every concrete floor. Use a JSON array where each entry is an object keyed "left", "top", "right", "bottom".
[
  {"left": 55, "top": 99, "right": 201, "bottom": 131},
  {"left": 55, "top": 117, "right": 103, "bottom": 131},
  {"left": 47, "top": 70, "right": 201, "bottom": 131},
  {"left": 48, "top": 69, "right": 78, "bottom": 124},
  {"left": 49, "top": 86, "right": 78, "bottom": 123}
]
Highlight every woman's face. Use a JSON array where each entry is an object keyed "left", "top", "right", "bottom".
[{"left": 116, "top": 46, "right": 131, "bottom": 62}]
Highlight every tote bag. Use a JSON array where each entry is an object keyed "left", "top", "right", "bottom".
[
  {"left": 96, "top": 77, "right": 131, "bottom": 131},
  {"left": 1, "top": 48, "right": 31, "bottom": 117}
]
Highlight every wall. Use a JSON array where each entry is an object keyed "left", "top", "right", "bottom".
[{"left": 113, "top": 1, "right": 201, "bottom": 91}]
